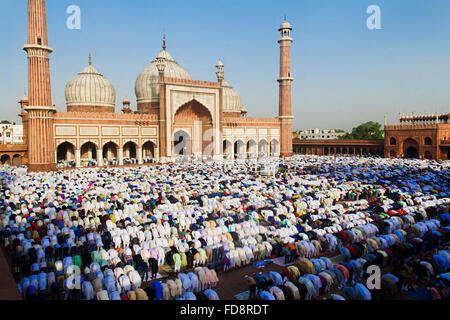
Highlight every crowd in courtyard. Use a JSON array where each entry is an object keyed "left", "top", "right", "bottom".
[{"left": 0, "top": 155, "right": 449, "bottom": 300}]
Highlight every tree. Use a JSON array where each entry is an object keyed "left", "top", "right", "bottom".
[{"left": 341, "top": 121, "right": 384, "bottom": 140}]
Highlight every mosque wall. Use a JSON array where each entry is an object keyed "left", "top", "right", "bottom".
[
  {"left": 384, "top": 123, "right": 450, "bottom": 160},
  {"left": 52, "top": 112, "right": 159, "bottom": 153},
  {"left": 67, "top": 105, "right": 115, "bottom": 113}
]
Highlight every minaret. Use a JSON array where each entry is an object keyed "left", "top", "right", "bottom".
[
  {"left": 23, "top": 0, "right": 56, "bottom": 171},
  {"left": 216, "top": 60, "right": 225, "bottom": 159},
  {"left": 278, "top": 19, "right": 294, "bottom": 158},
  {"left": 156, "top": 36, "right": 167, "bottom": 162}
]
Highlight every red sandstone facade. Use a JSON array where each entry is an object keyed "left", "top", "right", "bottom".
[
  {"left": 384, "top": 113, "right": 450, "bottom": 160},
  {"left": 22, "top": 0, "right": 56, "bottom": 171},
  {"left": 15, "top": 0, "right": 294, "bottom": 171},
  {"left": 293, "top": 139, "right": 384, "bottom": 156},
  {"left": 278, "top": 21, "right": 294, "bottom": 158}
]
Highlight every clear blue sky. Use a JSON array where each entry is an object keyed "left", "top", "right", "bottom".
[{"left": 1, "top": 0, "right": 449, "bottom": 131}]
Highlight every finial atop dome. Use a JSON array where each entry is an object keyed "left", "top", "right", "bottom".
[
  {"left": 88, "top": 52, "right": 92, "bottom": 66},
  {"left": 163, "top": 33, "right": 166, "bottom": 51},
  {"left": 21, "top": 91, "right": 29, "bottom": 101},
  {"left": 279, "top": 19, "right": 292, "bottom": 31}
]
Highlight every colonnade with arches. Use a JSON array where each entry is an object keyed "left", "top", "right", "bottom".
[
  {"left": 56, "top": 140, "right": 158, "bottom": 168},
  {"left": 222, "top": 138, "right": 280, "bottom": 159}
]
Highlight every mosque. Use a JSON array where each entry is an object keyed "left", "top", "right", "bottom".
[{"left": 17, "top": 0, "right": 293, "bottom": 172}]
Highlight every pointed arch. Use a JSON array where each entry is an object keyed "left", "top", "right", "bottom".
[
  {"left": 123, "top": 141, "right": 137, "bottom": 163},
  {"left": 247, "top": 139, "right": 257, "bottom": 158},
  {"left": 142, "top": 140, "right": 156, "bottom": 163},
  {"left": 270, "top": 139, "right": 279, "bottom": 156},
  {"left": 57, "top": 142, "right": 75, "bottom": 163},
  {"left": 258, "top": 139, "right": 268, "bottom": 156},
  {"left": 80, "top": 142, "right": 97, "bottom": 161}
]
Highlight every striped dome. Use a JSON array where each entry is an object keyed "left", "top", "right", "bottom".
[
  {"left": 135, "top": 49, "right": 191, "bottom": 104},
  {"left": 222, "top": 80, "right": 243, "bottom": 113},
  {"left": 65, "top": 64, "right": 116, "bottom": 108}
]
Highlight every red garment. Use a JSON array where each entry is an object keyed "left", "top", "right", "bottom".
[
  {"left": 336, "top": 264, "right": 349, "bottom": 280},
  {"left": 39, "top": 229, "right": 47, "bottom": 237},
  {"left": 281, "top": 270, "right": 293, "bottom": 281},
  {"left": 345, "top": 245, "right": 357, "bottom": 258},
  {"left": 337, "top": 232, "right": 349, "bottom": 245}
]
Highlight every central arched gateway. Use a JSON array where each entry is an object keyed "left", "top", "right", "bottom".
[
  {"left": 173, "top": 99, "right": 213, "bottom": 158},
  {"left": 403, "top": 138, "right": 419, "bottom": 159}
]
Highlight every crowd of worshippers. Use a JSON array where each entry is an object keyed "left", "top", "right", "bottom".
[
  {"left": 0, "top": 155, "right": 449, "bottom": 300},
  {"left": 245, "top": 215, "right": 449, "bottom": 300}
]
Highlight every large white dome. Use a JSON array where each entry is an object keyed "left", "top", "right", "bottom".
[
  {"left": 222, "top": 80, "right": 243, "bottom": 113},
  {"left": 65, "top": 64, "right": 116, "bottom": 108},
  {"left": 135, "top": 49, "right": 191, "bottom": 104}
]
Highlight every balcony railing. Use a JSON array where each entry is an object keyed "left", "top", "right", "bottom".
[{"left": 385, "top": 124, "right": 437, "bottom": 130}]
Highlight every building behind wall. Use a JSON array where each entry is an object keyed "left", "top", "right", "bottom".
[
  {"left": 0, "top": 121, "right": 24, "bottom": 145},
  {"left": 295, "top": 129, "right": 346, "bottom": 140}
]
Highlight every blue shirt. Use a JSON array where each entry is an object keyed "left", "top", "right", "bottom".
[{"left": 259, "top": 290, "right": 276, "bottom": 300}]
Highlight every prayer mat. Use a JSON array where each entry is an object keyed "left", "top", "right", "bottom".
[{"left": 270, "top": 256, "right": 293, "bottom": 267}]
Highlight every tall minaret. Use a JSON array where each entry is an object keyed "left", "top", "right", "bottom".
[
  {"left": 157, "top": 35, "right": 167, "bottom": 162},
  {"left": 278, "top": 19, "right": 294, "bottom": 158},
  {"left": 23, "top": 0, "right": 56, "bottom": 171}
]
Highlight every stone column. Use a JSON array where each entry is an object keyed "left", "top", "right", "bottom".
[
  {"left": 137, "top": 147, "right": 143, "bottom": 164},
  {"left": 118, "top": 148, "right": 123, "bottom": 165},
  {"left": 75, "top": 149, "right": 81, "bottom": 168},
  {"left": 97, "top": 149, "right": 103, "bottom": 167},
  {"left": 230, "top": 141, "right": 235, "bottom": 160}
]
